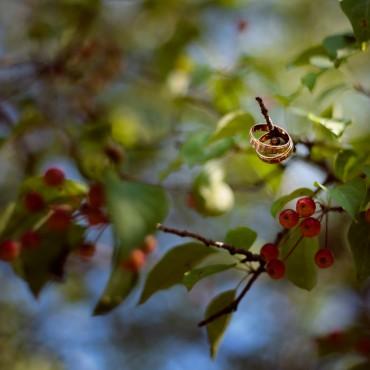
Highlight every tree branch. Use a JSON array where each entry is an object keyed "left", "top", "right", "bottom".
[
  {"left": 157, "top": 223, "right": 263, "bottom": 263},
  {"left": 197, "top": 266, "right": 264, "bottom": 327},
  {"left": 255, "top": 96, "right": 274, "bottom": 131}
]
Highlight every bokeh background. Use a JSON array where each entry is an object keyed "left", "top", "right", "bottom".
[{"left": 0, "top": 1, "right": 369, "bottom": 369}]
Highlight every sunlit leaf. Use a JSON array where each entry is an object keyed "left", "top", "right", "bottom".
[
  {"left": 289, "top": 45, "right": 327, "bottom": 67},
  {"left": 348, "top": 212, "right": 370, "bottom": 282},
  {"left": 139, "top": 242, "right": 215, "bottom": 304},
  {"left": 183, "top": 264, "right": 235, "bottom": 291},
  {"left": 224, "top": 227, "right": 257, "bottom": 250},
  {"left": 271, "top": 188, "right": 314, "bottom": 217},
  {"left": 307, "top": 112, "right": 351, "bottom": 137},
  {"left": 210, "top": 111, "right": 254, "bottom": 142},
  {"left": 191, "top": 163, "right": 234, "bottom": 217},
  {"left": 205, "top": 289, "right": 236, "bottom": 358},
  {"left": 181, "top": 132, "right": 234, "bottom": 166}
]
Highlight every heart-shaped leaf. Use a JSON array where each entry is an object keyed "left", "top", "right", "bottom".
[
  {"left": 139, "top": 242, "right": 215, "bottom": 304},
  {"left": 205, "top": 289, "right": 236, "bottom": 358}
]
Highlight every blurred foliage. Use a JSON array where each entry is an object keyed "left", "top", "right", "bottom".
[{"left": 0, "top": 0, "right": 370, "bottom": 368}]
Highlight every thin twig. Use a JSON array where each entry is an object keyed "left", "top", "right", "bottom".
[
  {"left": 157, "top": 224, "right": 263, "bottom": 262},
  {"left": 198, "top": 267, "right": 264, "bottom": 327},
  {"left": 255, "top": 96, "right": 274, "bottom": 131}
]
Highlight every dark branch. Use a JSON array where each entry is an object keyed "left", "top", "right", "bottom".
[
  {"left": 255, "top": 96, "right": 274, "bottom": 131},
  {"left": 198, "top": 267, "right": 264, "bottom": 327},
  {"left": 157, "top": 224, "right": 263, "bottom": 263}
]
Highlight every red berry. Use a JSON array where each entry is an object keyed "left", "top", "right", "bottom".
[
  {"left": 296, "top": 197, "right": 316, "bottom": 217},
  {"left": 86, "top": 208, "right": 109, "bottom": 226},
  {"left": 0, "top": 240, "right": 21, "bottom": 261},
  {"left": 24, "top": 191, "right": 45, "bottom": 212},
  {"left": 77, "top": 243, "right": 96, "bottom": 259},
  {"left": 43, "top": 167, "right": 65, "bottom": 187},
  {"left": 47, "top": 209, "right": 72, "bottom": 231},
  {"left": 300, "top": 217, "right": 321, "bottom": 237},
  {"left": 186, "top": 192, "right": 197, "bottom": 209},
  {"left": 88, "top": 183, "right": 105, "bottom": 208},
  {"left": 314, "top": 249, "right": 334, "bottom": 268},
  {"left": 141, "top": 235, "right": 157, "bottom": 255},
  {"left": 20, "top": 230, "right": 40, "bottom": 249},
  {"left": 121, "top": 249, "right": 146, "bottom": 272},
  {"left": 365, "top": 208, "right": 370, "bottom": 224},
  {"left": 237, "top": 19, "right": 248, "bottom": 32},
  {"left": 260, "top": 243, "right": 279, "bottom": 262},
  {"left": 266, "top": 259, "right": 285, "bottom": 280},
  {"left": 279, "top": 209, "right": 299, "bottom": 229}
]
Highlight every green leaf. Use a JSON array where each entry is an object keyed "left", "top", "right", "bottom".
[
  {"left": 271, "top": 188, "right": 315, "bottom": 217},
  {"left": 348, "top": 212, "right": 370, "bottom": 282},
  {"left": 301, "top": 71, "right": 323, "bottom": 92},
  {"left": 340, "top": 0, "right": 370, "bottom": 42},
  {"left": 210, "top": 111, "right": 254, "bottom": 142},
  {"left": 13, "top": 224, "right": 85, "bottom": 297},
  {"left": 105, "top": 172, "right": 168, "bottom": 259},
  {"left": 224, "top": 227, "right": 257, "bottom": 250},
  {"left": 158, "top": 156, "right": 183, "bottom": 181},
  {"left": 205, "top": 290, "right": 236, "bottom": 358},
  {"left": 334, "top": 149, "right": 357, "bottom": 181},
  {"left": 280, "top": 227, "right": 319, "bottom": 290},
  {"left": 289, "top": 45, "right": 327, "bottom": 67},
  {"left": 363, "top": 164, "right": 370, "bottom": 178},
  {"left": 307, "top": 112, "right": 351, "bottom": 137},
  {"left": 191, "top": 163, "right": 234, "bottom": 217},
  {"left": 334, "top": 150, "right": 367, "bottom": 181},
  {"left": 0, "top": 202, "right": 16, "bottom": 235},
  {"left": 181, "top": 132, "right": 234, "bottom": 166},
  {"left": 139, "top": 242, "right": 215, "bottom": 304},
  {"left": 330, "top": 178, "right": 367, "bottom": 219},
  {"left": 182, "top": 264, "right": 236, "bottom": 291},
  {"left": 93, "top": 268, "right": 138, "bottom": 315},
  {"left": 322, "top": 33, "right": 357, "bottom": 59}
]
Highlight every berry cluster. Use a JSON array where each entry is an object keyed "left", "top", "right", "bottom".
[
  {"left": 279, "top": 197, "right": 320, "bottom": 236},
  {"left": 260, "top": 197, "right": 336, "bottom": 280},
  {"left": 120, "top": 235, "right": 157, "bottom": 272},
  {"left": 0, "top": 167, "right": 159, "bottom": 279},
  {"left": 0, "top": 168, "right": 107, "bottom": 262}
]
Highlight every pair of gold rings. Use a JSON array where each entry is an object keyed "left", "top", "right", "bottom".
[{"left": 249, "top": 98, "right": 294, "bottom": 164}]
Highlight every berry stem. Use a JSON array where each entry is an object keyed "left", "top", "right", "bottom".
[{"left": 283, "top": 235, "right": 304, "bottom": 261}]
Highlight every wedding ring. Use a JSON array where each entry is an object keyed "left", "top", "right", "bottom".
[{"left": 249, "top": 123, "right": 294, "bottom": 164}]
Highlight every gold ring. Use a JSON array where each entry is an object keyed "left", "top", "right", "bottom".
[
  {"left": 249, "top": 123, "right": 294, "bottom": 163},
  {"left": 255, "top": 139, "right": 294, "bottom": 163}
]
